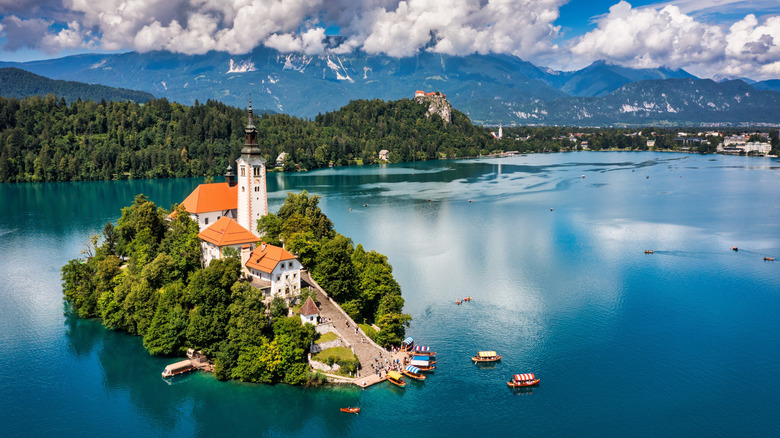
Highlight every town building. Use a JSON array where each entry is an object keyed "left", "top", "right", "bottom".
[
  {"left": 299, "top": 297, "right": 320, "bottom": 325},
  {"left": 276, "top": 152, "right": 287, "bottom": 167},
  {"left": 244, "top": 242, "right": 303, "bottom": 297},
  {"left": 378, "top": 149, "right": 389, "bottom": 161}
]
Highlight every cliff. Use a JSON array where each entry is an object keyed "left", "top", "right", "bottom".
[{"left": 414, "top": 93, "right": 451, "bottom": 124}]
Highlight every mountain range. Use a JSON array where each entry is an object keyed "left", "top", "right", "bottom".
[{"left": 2, "top": 47, "right": 780, "bottom": 126}]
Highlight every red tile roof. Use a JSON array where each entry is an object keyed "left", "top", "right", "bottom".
[
  {"left": 197, "top": 217, "right": 258, "bottom": 247},
  {"left": 299, "top": 296, "right": 319, "bottom": 316},
  {"left": 245, "top": 243, "right": 297, "bottom": 274},
  {"left": 181, "top": 182, "right": 237, "bottom": 214}
]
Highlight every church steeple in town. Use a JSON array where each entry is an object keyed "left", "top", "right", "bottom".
[
  {"left": 236, "top": 99, "right": 267, "bottom": 236},
  {"left": 242, "top": 100, "right": 261, "bottom": 157}
]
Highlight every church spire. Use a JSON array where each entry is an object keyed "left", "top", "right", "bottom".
[{"left": 241, "top": 100, "right": 261, "bottom": 156}]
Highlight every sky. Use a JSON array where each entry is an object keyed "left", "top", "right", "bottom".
[{"left": 1, "top": 0, "right": 780, "bottom": 80}]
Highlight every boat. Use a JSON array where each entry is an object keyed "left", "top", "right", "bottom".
[
  {"left": 472, "top": 351, "right": 502, "bottom": 363},
  {"left": 386, "top": 370, "right": 406, "bottom": 387},
  {"left": 410, "top": 357, "right": 436, "bottom": 371},
  {"left": 456, "top": 300, "right": 461, "bottom": 305},
  {"left": 340, "top": 407, "right": 360, "bottom": 414},
  {"left": 401, "top": 337, "right": 414, "bottom": 351},
  {"left": 412, "top": 355, "right": 437, "bottom": 365},
  {"left": 644, "top": 250, "right": 653, "bottom": 254},
  {"left": 402, "top": 365, "right": 427, "bottom": 380},
  {"left": 412, "top": 345, "right": 436, "bottom": 356},
  {"left": 732, "top": 247, "right": 738, "bottom": 251},
  {"left": 507, "top": 373, "right": 540, "bottom": 388},
  {"left": 161, "top": 359, "right": 195, "bottom": 378},
  {"left": 765, "top": 257, "right": 775, "bottom": 261}
]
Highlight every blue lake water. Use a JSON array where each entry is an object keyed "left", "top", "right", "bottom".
[{"left": 1, "top": 152, "right": 779, "bottom": 436}]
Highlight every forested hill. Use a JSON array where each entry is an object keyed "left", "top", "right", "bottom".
[
  {"left": 0, "top": 94, "right": 495, "bottom": 183},
  {"left": 0, "top": 67, "right": 155, "bottom": 103}
]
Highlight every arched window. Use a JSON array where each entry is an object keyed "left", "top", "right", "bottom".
[
  {"left": 240, "top": 166, "right": 246, "bottom": 177},
  {"left": 241, "top": 186, "right": 245, "bottom": 192}
]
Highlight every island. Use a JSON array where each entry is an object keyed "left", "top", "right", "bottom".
[{"left": 62, "top": 103, "right": 411, "bottom": 386}]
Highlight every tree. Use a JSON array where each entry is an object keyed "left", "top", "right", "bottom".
[{"left": 312, "top": 234, "right": 358, "bottom": 302}]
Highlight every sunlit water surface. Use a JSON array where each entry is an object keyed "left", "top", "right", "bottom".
[{"left": 1, "top": 152, "right": 779, "bottom": 437}]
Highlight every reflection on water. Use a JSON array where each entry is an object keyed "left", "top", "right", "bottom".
[{"left": 2, "top": 152, "right": 780, "bottom": 436}]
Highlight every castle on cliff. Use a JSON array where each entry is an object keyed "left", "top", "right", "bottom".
[{"left": 413, "top": 90, "right": 451, "bottom": 124}]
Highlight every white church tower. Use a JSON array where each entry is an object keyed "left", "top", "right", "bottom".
[{"left": 236, "top": 101, "right": 268, "bottom": 236}]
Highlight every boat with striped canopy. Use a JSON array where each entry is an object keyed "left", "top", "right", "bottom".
[
  {"left": 401, "top": 365, "right": 426, "bottom": 380},
  {"left": 386, "top": 370, "right": 406, "bottom": 387},
  {"left": 412, "top": 345, "right": 436, "bottom": 356},
  {"left": 472, "top": 350, "right": 502, "bottom": 363},
  {"left": 401, "top": 337, "right": 414, "bottom": 351},
  {"left": 507, "top": 373, "right": 540, "bottom": 387}
]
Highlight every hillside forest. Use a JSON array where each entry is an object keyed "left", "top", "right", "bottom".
[{"left": 1, "top": 94, "right": 779, "bottom": 183}]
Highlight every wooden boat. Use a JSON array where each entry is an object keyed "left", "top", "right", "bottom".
[
  {"left": 340, "top": 407, "right": 360, "bottom": 414},
  {"left": 456, "top": 300, "right": 461, "bottom": 305},
  {"left": 765, "top": 257, "right": 775, "bottom": 261},
  {"left": 507, "top": 373, "right": 540, "bottom": 388},
  {"left": 412, "top": 345, "right": 436, "bottom": 356},
  {"left": 161, "top": 359, "right": 195, "bottom": 378},
  {"left": 732, "top": 247, "right": 738, "bottom": 251},
  {"left": 644, "top": 250, "right": 654, "bottom": 254},
  {"left": 410, "top": 358, "right": 436, "bottom": 371},
  {"left": 472, "top": 351, "right": 502, "bottom": 363},
  {"left": 401, "top": 337, "right": 414, "bottom": 351},
  {"left": 402, "top": 365, "right": 427, "bottom": 380},
  {"left": 411, "top": 355, "right": 437, "bottom": 365},
  {"left": 386, "top": 370, "right": 406, "bottom": 387}
]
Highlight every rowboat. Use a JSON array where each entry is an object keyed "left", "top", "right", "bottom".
[
  {"left": 644, "top": 250, "right": 654, "bottom": 254},
  {"left": 472, "top": 351, "right": 502, "bottom": 363},
  {"left": 402, "top": 365, "right": 426, "bottom": 380},
  {"left": 340, "top": 407, "right": 360, "bottom": 414},
  {"left": 412, "top": 345, "right": 436, "bottom": 356},
  {"left": 765, "top": 257, "right": 775, "bottom": 261},
  {"left": 387, "top": 370, "right": 406, "bottom": 387},
  {"left": 732, "top": 247, "right": 738, "bottom": 251},
  {"left": 507, "top": 373, "right": 540, "bottom": 388}
]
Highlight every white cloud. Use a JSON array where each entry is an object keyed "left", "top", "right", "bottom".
[{"left": 571, "top": 1, "right": 724, "bottom": 69}]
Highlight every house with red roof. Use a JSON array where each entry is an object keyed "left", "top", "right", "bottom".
[
  {"left": 299, "top": 296, "right": 320, "bottom": 325},
  {"left": 198, "top": 216, "right": 258, "bottom": 266},
  {"left": 178, "top": 180, "right": 238, "bottom": 231},
  {"left": 244, "top": 242, "right": 302, "bottom": 297}
]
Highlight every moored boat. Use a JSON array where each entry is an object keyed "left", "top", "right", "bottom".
[
  {"left": 402, "top": 365, "right": 427, "bottom": 380},
  {"left": 507, "top": 373, "right": 540, "bottom": 388},
  {"left": 161, "top": 359, "right": 195, "bottom": 378},
  {"left": 472, "top": 351, "right": 502, "bottom": 363},
  {"left": 401, "top": 337, "right": 414, "bottom": 351},
  {"left": 387, "top": 370, "right": 406, "bottom": 387},
  {"left": 410, "top": 357, "right": 436, "bottom": 371},
  {"left": 412, "top": 345, "right": 436, "bottom": 356},
  {"left": 340, "top": 407, "right": 360, "bottom": 414}
]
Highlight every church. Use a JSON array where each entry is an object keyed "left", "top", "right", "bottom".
[{"left": 175, "top": 102, "right": 302, "bottom": 298}]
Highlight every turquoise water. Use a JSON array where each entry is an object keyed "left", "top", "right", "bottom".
[{"left": 1, "top": 152, "right": 779, "bottom": 436}]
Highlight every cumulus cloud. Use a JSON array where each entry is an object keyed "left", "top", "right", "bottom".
[
  {"left": 0, "top": 0, "right": 565, "bottom": 60},
  {"left": 571, "top": 1, "right": 780, "bottom": 79},
  {"left": 571, "top": 1, "right": 724, "bottom": 68}
]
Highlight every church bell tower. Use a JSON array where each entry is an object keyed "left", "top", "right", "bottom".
[{"left": 236, "top": 101, "right": 267, "bottom": 236}]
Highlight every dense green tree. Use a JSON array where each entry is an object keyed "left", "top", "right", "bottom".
[{"left": 312, "top": 234, "right": 358, "bottom": 302}]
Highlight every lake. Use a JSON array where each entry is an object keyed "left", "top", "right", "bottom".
[{"left": 1, "top": 152, "right": 779, "bottom": 437}]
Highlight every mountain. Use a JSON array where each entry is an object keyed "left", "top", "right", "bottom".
[
  {"left": 491, "top": 78, "right": 780, "bottom": 126},
  {"left": 3, "top": 49, "right": 778, "bottom": 126},
  {"left": 752, "top": 79, "right": 780, "bottom": 92},
  {"left": 0, "top": 67, "right": 155, "bottom": 103},
  {"left": 549, "top": 60, "right": 695, "bottom": 97}
]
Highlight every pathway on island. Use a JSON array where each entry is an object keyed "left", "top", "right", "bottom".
[{"left": 301, "top": 271, "right": 400, "bottom": 387}]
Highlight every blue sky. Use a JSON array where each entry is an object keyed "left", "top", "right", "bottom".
[{"left": 1, "top": 0, "right": 780, "bottom": 79}]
